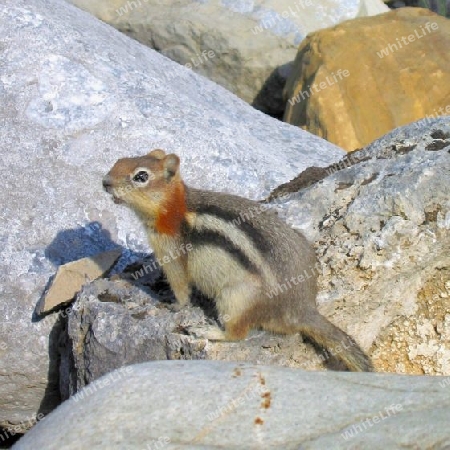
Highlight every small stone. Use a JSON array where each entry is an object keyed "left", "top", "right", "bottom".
[{"left": 37, "top": 249, "right": 122, "bottom": 314}]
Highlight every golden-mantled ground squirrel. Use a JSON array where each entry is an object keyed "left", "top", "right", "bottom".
[{"left": 103, "top": 149, "right": 372, "bottom": 372}]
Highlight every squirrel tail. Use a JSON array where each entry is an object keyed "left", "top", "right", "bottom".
[{"left": 297, "top": 313, "right": 373, "bottom": 372}]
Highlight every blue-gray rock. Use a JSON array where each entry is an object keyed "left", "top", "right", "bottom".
[{"left": 60, "top": 275, "right": 345, "bottom": 401}]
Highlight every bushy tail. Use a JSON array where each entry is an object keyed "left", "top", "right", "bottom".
[{"left": 298, "top": 313, "right": 373, "bottom": 372}]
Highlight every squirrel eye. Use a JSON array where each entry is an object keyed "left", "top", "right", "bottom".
[{"left": 133, "top": 170, "right": 149, "bottom": 183}]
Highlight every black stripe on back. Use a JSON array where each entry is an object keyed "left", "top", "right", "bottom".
[
  {"left": 182, "top": 223, "right": 260, "bottom": 275},
  {"left": 195, "top": 204, "right": 271, "bottom": 254}
]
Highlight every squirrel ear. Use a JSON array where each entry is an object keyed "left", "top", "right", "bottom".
[
  {"left": 164, "top": 154, "right": 180, "bottom": 180},
  {"left": 148, "top": 149, "right": 166, "bottom": 159}
]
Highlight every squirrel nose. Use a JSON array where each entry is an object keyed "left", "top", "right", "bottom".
[{"left": 102, "top": 175, "right": 113, "bottom": 190}]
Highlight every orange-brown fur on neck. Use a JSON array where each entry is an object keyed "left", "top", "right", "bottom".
[
  {"left": 155, "top": 181, "right": 187, "bottom": 235},
  {"left": 104, "top": 150, "right": 188, "bottom": 235}
]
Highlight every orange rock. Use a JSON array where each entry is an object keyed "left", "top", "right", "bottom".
[{"left": 283, "top": 8, "right": 450, "bottom": 151}]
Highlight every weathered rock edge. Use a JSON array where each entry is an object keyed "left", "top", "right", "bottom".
[{"left": 14, "top": 360, "right": 450, "bottom": 450}]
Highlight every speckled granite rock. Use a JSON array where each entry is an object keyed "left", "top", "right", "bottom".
[
  {"left": 0, "top": 0, "right": 344, "bottom": 428},
  {"left": 66, "top": 0, "right": 388, "bottom": 116},
  {"left": 13, "top": 361, "right": 450, "bottom": 450},
  {"left": 272, "top": 117, "right": 450, "bottom": 375}
]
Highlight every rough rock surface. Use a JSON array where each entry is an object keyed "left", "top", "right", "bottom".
[
  {"left": 66, "top": 0, "right": 388, "bottom": 116},
  {"left": 60, "top": 263, "right": 348, "bottom": 399},
  {"left": 0, "top": 0, "right": 344, "bottom": 428},
  {"left": 274, "top": 117, "right": 450, "bottom": 375},
  {"left": 283, "top": 8, "right": 450, "bottom": 150},
  {"left": 14, "top": 361, "right": 450, "bottom": 450}
]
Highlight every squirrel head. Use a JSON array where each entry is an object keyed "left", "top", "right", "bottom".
[{"left": 103, "top": 149, "right": 186, "bottom": 230}]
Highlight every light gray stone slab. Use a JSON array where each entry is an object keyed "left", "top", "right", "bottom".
[{"left": 13, "top": 361, "right": 450, "bottom": 449}]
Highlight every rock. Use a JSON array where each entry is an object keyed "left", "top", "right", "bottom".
[
  {"left": 271, "top": 116, "right": 450, "bottom": 375},
  {"left": 66, "top": 0, "right": 388, "bottom": 116},
  {"left": 60, "top": 266, "right": 347, "bottom": 399},
  {"left": 13, "top": 361, "right": 450, "bottom": 449},
  {"left": 283, "top": 8, "right": 450, "bottom": 150},
  {"left": 0, "top": 0, "right": 344, "bottom": 428},
  {"left": 37, "top": 249, "right": 122, "bottom": 314}
]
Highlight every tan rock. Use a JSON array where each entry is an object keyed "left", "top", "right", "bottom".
[
  {"left": 37, "top": 249, "right": 122, "bottom": 314},
  {"left": 283, "top": 8, "right": 450, "bottom": 151}
]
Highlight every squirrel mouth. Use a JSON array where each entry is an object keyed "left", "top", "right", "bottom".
[
  {"left": 104, "top": 185, "right": 125, "bottom": 204},
  {"left": 112, "top": 196, "right": 125, "bottom": 204}
]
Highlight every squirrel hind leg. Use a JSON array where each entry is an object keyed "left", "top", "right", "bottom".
[
  {"left": 186, "top": 314, "right": 256, "bottom": 341},
  {"left": 217, "top": 281, "right": 265, "bottom": 341},
  {"left": 290, "top": 313, "right": 373, "bottom": 372},
  {"left": 224, "top": 316, "right": 253, "bottom": 341}
]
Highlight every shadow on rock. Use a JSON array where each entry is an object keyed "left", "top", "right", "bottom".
[
  {"left": 31, "top": 222, "right": 134, "bottom": 418},
  {"left": 251, "top": 62, "right": 293, "bottom": 119},
  {"left": 44, "top": 221, "right": 120, "bottom": 267}
]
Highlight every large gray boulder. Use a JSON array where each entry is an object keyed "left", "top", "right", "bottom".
[
  {"left": 0, "top": 0, "right": 344, "bottom": 428},
  {"left": 66, "top": 0, "right": 388, "bottom": 116},
  {"left": 13, "top": 361, "right": 450, "bottom": 449}
]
